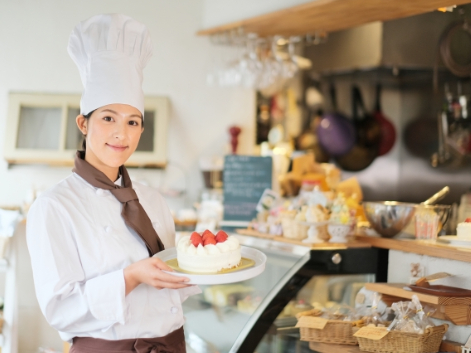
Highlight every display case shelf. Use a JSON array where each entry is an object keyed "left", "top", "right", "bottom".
[{"left": 183, "top": 234, "right": 387, "bottom": 353}]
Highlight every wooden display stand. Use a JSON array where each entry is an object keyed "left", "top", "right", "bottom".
[{"left": 366, "top": 282, "right": 471, "bottom": 326}]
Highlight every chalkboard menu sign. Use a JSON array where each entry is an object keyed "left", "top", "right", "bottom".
[{"left": 223, "top": 155, "right": 272, "bottom": 223}]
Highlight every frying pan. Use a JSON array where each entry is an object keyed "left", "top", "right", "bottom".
[
  {"left": 335, "top": 85, "right": 381, "bottom": 171},
  {"left": 403, "top": 117, "right": 438, "bottom": 158},
  {"left": 373, "top": 83, "right": 396, "bottom": 156},
  {"left": 316, "top": 84, "right": 356, "bottom": 156}
]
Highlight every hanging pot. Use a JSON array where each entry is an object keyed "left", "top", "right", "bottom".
[
  {"left": 335, "top": 85, "right": 381, "bottom": 171},
  {"left": 403, "top": 116, "right": 438, "bottom": 158},
  {"left": 296, "top": 79, "right": 330, "bottom": 162},
  {"left": 316, "top": 84, "right": 356, "bottom": 156},
  {"left": 373, "top": 83, "right": 396, "bottom": 156}
]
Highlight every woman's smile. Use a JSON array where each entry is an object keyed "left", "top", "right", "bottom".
[{"left": 106, "top": 143, "right": 129, "bottom": 152}]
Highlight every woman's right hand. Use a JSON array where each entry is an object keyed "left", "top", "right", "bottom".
[{"left": 124, "top": 257, "right": 191, "bottom": 295}]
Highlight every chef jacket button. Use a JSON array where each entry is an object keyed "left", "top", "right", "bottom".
[
  {"left": 96, "top": 189, "right": 105, "bottom": 196},
  {"left": 171, "top": 306, "right": 178, "bottom": 314},
  {"left": 105, "top": 226, "right": 112, "bottom": 233}
]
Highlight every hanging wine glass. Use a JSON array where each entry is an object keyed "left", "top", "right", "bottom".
[
  {"left": 281, "top": 36, "right": 300, "bottom": 79},
  {"left": 239, "top": 33, "right": 263, "bottom": 88}
]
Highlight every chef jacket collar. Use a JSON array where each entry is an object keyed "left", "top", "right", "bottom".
[
  {"left": 73, "top": 172, "right": 125, "bottom": 191},
  {"left": 115, "top": 175, "right": 123, "bottom": 186}
]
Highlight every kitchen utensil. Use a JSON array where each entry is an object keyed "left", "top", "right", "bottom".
[
  {"left": 403, "top": 117, "right": 438, "bottom": 158},
  {"left": 422, "top": 186, "right": 450, "bottom": 205},
  {"left": 431, "top": 111, "right": 453, "bottom": 168},
  {"left": 409, "top": 284, "right": 471, "bottom": 297},
  {"left": 415, "top": 272, "right": 452, "bottom": 286},
  {"left": 335, "top": 86, "right": 381, "bottom": 171},
  {"left": 440, "top": 19, "right": 471, "bottom": 77},
  {"left": 316, "top": 84, "right": 356, "bottom": 156},
  {"left": 401, "top": 186, "right": 451, "bottom": 236},
  {"left": 415, "top": 207, "right": 440, "bottom": 240},
  {"left": 297, "top": 79, "right": 330, "bottom": 162},
  {"left": 363, "top": 201, "right": 417, "bottom": 238},
  {"left": 403, "top": 204, "right": 452, "bottom": 237},
  {"left": 373, "top": 83, "right": 396, "bottom": 156}
]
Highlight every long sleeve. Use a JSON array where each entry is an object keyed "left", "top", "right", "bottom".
[{"left": 26, "top": 196, "right": 126, "bottom": 334}]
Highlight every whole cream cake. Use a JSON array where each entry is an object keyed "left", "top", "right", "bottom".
[
  {"left": 457, "top": 218, "right": 471, "bottom": 239},
  {"left": 177, "top": 230, "right": 241, "bottom": 273}
]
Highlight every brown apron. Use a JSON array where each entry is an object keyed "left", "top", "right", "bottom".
[{"left": 70, "top": 326, "right": 186, "bottom": 353}]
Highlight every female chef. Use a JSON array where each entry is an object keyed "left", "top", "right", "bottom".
[{"left": 26, "top": 14, "right": 200, "bottom": 353}]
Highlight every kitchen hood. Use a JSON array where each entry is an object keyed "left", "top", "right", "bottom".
[{"left": 304, "top": 8, "right": 470, "bottom": 73}]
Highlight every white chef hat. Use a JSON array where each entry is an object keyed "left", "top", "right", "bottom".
[{"left": 67, "top": 14, "right": 152, "bottom": 117}]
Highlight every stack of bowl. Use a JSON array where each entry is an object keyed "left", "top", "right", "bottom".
[{"left": 362, "top": 201, "right": 451, "bottom": 238}]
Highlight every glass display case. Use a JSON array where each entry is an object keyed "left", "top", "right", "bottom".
[{"left": 183, "top": 235, "right": 387, "bottom": 353}]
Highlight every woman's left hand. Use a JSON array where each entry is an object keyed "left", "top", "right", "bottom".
[{"left": 123, "top": 257, "right": 191, "bottom": 295}]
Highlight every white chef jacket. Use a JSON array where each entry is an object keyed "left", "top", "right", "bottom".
[{"left": 26, "top": 172, "right": 200, "bottom": 342}]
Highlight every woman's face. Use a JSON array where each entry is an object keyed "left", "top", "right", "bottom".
[{"left": 76, "top": 104, "right": 143, "bottom": 170}]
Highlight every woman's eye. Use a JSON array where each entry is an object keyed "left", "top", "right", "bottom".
[
  {"left": 103, "top": 116, "right": 113, "bottom": 122},
  {"left": 129, "top": 120, "right": 139, "bottom": 126}
]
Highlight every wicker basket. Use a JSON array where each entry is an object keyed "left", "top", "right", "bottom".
[
  {"left": 356, "top": 324, "right": 448, "bottom": 353},
  {"left": 281, "top": 217, "right": 309, "bottom": 240},
  {"left": 300, "top": 320, "right": 359, "bottom": 345}
]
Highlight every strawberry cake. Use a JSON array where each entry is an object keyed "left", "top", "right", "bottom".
[
  {"left": 176, "top": 230, "right": 242, "bottom": 273},
  {"left": 457, "top": 218, "right": 471, "bottom": 239}
]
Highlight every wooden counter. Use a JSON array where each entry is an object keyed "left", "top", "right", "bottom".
[
  {"left": 356, "top": 235, "right": 471, "bottom": 263},
  {"left": 237, "top": 229, "right": 471, "bottom": 262}
]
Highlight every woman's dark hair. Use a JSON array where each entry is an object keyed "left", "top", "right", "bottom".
[
  {"left": 81, "top": 109, "right": 95, "bottom": 151},
  {"left": 80, "top": 109, "right": 144, "bottom": 150}
]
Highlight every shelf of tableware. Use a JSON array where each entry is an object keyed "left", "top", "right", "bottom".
[
  {"left": 196, "top": 0, "right": 469, "bottom": 37},
  {"left": 355, "top": 235, "right": 471, "bottom": 263}
]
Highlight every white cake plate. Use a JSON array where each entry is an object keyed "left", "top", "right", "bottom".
[
  {"left": 437, "top": 235, "right": 471, "bottom": 247},
  {"left": 153, "top": 246, "right": 267, "bottom": 285}
]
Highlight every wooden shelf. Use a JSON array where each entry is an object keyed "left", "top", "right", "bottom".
[
  {"left": 236, "top": 228, "right": 371, "bottom": 249},
  {"left": 366, "top": 282, "right": 471, "bottom": 325},
  {"left": 197, "top": 0, "right": 471, "bottom": 37},
  {"left": 356, "top": 235, "right": 471, "bottom": 263}
]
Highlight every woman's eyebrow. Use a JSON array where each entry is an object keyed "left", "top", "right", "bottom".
[
  {"left": 100, "top": 109, "right": 142, "bottom": 119},
  {"left": 101, "top": 109, "right": 118, "bottom": 114}
]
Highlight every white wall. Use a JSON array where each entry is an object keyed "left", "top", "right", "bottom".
[
  {"left": 0, "top": 0, "right": 256, "bottom": 212},
  {"left": 0, "top": 1, "right": 258, "bottom": 351}
]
